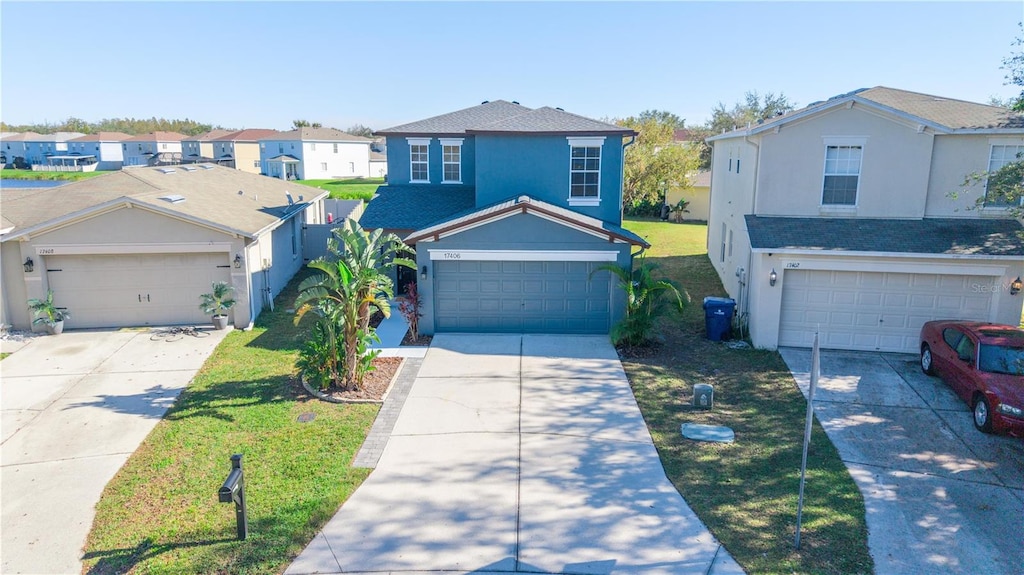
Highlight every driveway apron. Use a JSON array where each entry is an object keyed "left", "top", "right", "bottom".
[
  {"left": 1, "top": 328, "right": 228, "bottom": 575},
  {"left": 288, "top": 334, "right": 742, "bottom": 575},
  {"left": 780, "top": 348, "right": 1024, "bottom": 575}
]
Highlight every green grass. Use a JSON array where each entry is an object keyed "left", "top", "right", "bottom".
[
  {"left": 622, "top": 218, "right": 873, "bottom": 575},
  {"left": 293, "top": 177, "right": 385, "bottom": 201},
  {"left": 0, "top": 352, "right": 10, "bottom": 361},
  {"left": 1, "top": 168, "right": 109, "bottom": 181},
  {"left": 82, "top": 273, "right": 378, "bottom": 575}
]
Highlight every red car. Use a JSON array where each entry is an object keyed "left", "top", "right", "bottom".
[{"left": 920, "top": 320, "right": 1024, "bottom": 437}]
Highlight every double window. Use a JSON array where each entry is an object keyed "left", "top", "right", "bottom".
[
  {"left": 985, "top": 144, "right": 1024, "bottom": 207},
  {"left": 408, "top": 138, "right": 430, "bottom": 183},
  {"left": 822, "top": 143, "right": 863, "bottom": 206},
  {"left": 441, "top": 138, "right": 463, "bottom": 183},
  {"left": 567, "top": 137, "right": 605, "bottom": 204}
]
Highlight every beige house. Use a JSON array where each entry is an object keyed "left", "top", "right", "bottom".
[
  {"left": 122, "top": 131, "right": 187, "bottom": 166},
  {"left": 666, "top": 170, "right": 710, "bottom": 221},
  {"left": 1, "top": 165, "right": 328, "bottom": 331},
  {"left": 707, "top": 86, "right": 1024, "bottom": 353},
  {"left": 211, "top": 129, "right": 280, "bottom": 174},
  {"left": 181, "top": 129, "right": 234, "bottom": 163}
]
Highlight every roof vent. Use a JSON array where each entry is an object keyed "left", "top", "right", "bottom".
[
  {"left": 181, "top": 166, "right": 197, "bottom": 172},
  {"left": 157, "top": 167, "right": 176, "bottom": 174},
  {"left": 555, "top": 107, "right": 564, "bottom": 111},
  {"left": 512, "top": 101, "right": 520, "bottom": 105},
  {"left": 238, "top": 190, "right": 244, "bottom": 195},
  {"left": 158, "top": 194, "right": 186, "bottom": 204},
  {"left": 481, "top": 100, "right": 489, "bottom": 104},
  {"left": 516, "top": 195, "right": 531, "bottom": 204},
  {"left": 199, "top": 164, "right": 214, "bottom": 170}
]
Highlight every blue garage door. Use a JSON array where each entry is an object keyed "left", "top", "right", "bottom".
[{"left": 434, "top": 260, "right": 611, "bottom": 333}]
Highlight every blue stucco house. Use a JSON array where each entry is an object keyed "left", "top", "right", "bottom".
[{"left": 362, "top": 100, "right": 648, "bottom": 335}]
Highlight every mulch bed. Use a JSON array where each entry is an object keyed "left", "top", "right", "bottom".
[
  {"left": 319, "top": 356, "right": 403, "bottom": 401},
  {"left": 401, "top": 329, "right": 432, "bottom": 347}
]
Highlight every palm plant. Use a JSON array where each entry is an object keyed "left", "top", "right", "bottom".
[
  {"left": 27, "top": 290, "right": 70, "bottom": 327},
  {"left": 199, "top": 281, "right": 237, "bottom": 316},
  {"left": 593, "top": 256, "right": 689, "bottom": 346},
  {"left": 295, "top": 220, "right": 415, "bottom": 391}
]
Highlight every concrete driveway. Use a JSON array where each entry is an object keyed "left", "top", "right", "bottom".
[
  {"left": 1, "top": 328, "right": 228, "bottom": 575},
  {"left": 780, "top": 348, "right": 1024, "bottom": 575},
  {"left": 288, "top": 334, "right": 742, "bottom": 575}
]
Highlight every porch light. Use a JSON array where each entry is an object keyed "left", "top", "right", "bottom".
[
  {"left": 421, "top": 265, "right": 428, "bottom": 280},
  {"left": 23, "top": 257, "right": 34, "bottom": 273},
  {"left": 1011, "top": 277, "right": 1022, "bottom": 296},
  {"left": 233, "top": 254, "right": 242, "bottom": 269},
  {"left": 769, "top": 268, "right": 777, "bottom": 287}
]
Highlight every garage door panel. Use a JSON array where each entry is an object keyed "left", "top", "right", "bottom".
[
  {"left": 46, "top": 253, "right": 230, "bottom": 329},
  {"left": 780, "top": 270, "right": 994, "bottom": 353},
  {"left": 434, "top": 259, "right": 611, "bottom": 334}
]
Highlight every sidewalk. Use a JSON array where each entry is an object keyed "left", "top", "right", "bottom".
[{"left": 371, "top": 307, "right": 427, "bottom": 358}]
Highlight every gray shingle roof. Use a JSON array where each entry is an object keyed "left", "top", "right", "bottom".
[
  {"left": 745, "top": 215, "right": 1024, "bottom": 256},
  {"left": 1, "top": 165, "right": 327, "bottom": 240},
  {"left": 466, "top": 106, "right": 633, "bottom": 135},
  {"left": 857, "top": 87, "right": 1023, "bottom": 130},
  {"left": 376, "top": 100, "right": 531, "bottom": 135},
  {"left": 359, "top": 184, "right": 476, "bottom": 231},
  {"left": 405, "top": 194, "right": 649, "bottom": 247}
]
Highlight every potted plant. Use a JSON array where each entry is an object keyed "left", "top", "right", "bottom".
[
  {"left": 199, "top": 281, "right": 236, "bottom": 330},
  {"left": 27, "top": 290, "right": 71, "bottom": 335}
]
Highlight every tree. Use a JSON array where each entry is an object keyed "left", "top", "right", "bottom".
[
  {"left": 294, "top": 221, "right": 415, "bottom": 391},
  {"left": 293, "top": 119, "right": 322, "bottom": 129},
  {"left": 346, "top": 124, "right": 374, "bottom": 137},
  {"left": 617, "top": 110, "right": 700, "bottom": 215},
  {"left": 592, "top": 256, "right": 688, "bottom": 346},
  {"left": 1003, "top": 23, "right": 1024, "bottom": 111},
  {"left": 693, "top": 91, "right": 795, "bottom": 170}
]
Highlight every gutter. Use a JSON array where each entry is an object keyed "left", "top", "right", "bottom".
[{"left": 621, "top": 134, "right": 636, "bottom": 220}]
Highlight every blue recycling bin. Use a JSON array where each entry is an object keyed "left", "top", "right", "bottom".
[{"left": 702, "top": 296, "right": 736, "bottom": 341}]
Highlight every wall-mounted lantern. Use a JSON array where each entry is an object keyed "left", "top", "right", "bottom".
[
  {"left": 1011, "top": 276, "right": 1022, "bottom": 296},
  {"left": 769, "top": 268, "right": 777, "bottom": 287},
  {"left": 421, "top": 265, "right": 428, "bottom": 280},
  {"left": 23, "top": 257, "right": 34, "bottom": 273},
  {"left": 233, "top": 254, "right": 242, "bottom": 269}
]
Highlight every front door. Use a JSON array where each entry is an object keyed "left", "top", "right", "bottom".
[{"left": 396, "top": 265, "right": 417, "bottom": 298}]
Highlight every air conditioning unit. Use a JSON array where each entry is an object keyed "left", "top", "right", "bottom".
[{"left": 693, "top": 383, "right": 714, "bottom": 409}]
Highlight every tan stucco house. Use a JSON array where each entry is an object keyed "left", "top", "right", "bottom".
[
  {"left": 707, "top": 86, "right": 1024, "bottom": 353},
  {"left": 181, "top": 129, "right": 234, "bottom": 163},
  {"left": 666, "top": 170, "right": 710, "bottom": 221},
  {"left": 211, "top": 129, "right": 280, "bottom": 174},
  {"left": 1, "top": 165, "right": 328, "bottom": 331}
]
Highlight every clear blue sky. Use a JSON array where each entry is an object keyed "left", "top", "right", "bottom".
[{"left": 1, "top": 1, "right": 1021, "bottom": 131}]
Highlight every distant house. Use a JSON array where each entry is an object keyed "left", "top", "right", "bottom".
[
  {"left": 1, "top": 132, "right": 42, "bottom": 167},
  {"left": 122, "top": 132, "right": 187, "bottom": 166},
  {"left": 363, "top": 100, "right": 646, "bottom": 335},
  {"left": 181, "top": 129, "right": 234, "bottom": 164},
  {"left": 369, "top": 150, "right": 388, "bottom": 178},
  {"left": 258, "top": 128, "right": 373, "bottom": 180},
  {"left": 707, "top": 86, "right": 1024, "bottom": 353},
  {"left": 210, "top": 129, "right": 279, "bottom": 174},
  {"left": 665, "top": 170, "right": 710, "bottom": 221},
  {"left": 66, "top": 132, "right": 132, "bottom": 171},
  {"left": 0, "top": 165, "right": 329, "bottom": 331},
  {"left": 23, "top": 132, "right": 85, "bottom": 166}
]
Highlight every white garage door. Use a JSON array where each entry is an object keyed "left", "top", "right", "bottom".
[
  {"left": 45, "top": 253, "right": 232, "bottom": 329},
  {"left": 779, "top": 270, "right": 994, "bottom": 353}
]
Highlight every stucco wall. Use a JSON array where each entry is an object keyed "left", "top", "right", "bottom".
[
  {"left": 754, "top": 106, "right": 935, "bottom": 218},
  {"left": 385, "top": 136, "right": 477, "bottom": 186},
  {"left": 666, "top": 185, "right": 710, "bottom": 221},
  {"left": 413, "top": 212, "right": 633, "bottom": 335},
  {"left": 233, "top": 142, "right": 263, "bottom": 174},
  {"left": 925, "top": 134, "right": 1024, "bottom": 217},
  {"left": 707, "top": 138, "right": 758, "bottom": 303}
]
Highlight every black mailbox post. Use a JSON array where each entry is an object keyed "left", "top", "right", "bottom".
[{"left": 218, "top": 454, "right": 248, "bottom": 540}]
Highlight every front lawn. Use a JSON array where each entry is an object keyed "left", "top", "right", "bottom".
[
  {"left": 621, "top": 218, "right": 873, "bottom": 575},
  {"left": 1, "top": 168, "right": 109, "bottom": 181},
  {"left": 81, "top": 274, "right": 379, "bottom": 574},
  {"left": 294, "top": 177, "right": 384, "bottom": 201}
]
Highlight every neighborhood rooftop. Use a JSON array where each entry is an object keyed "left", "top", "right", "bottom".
[
  {"left": 262, "top": 127, "right": 373, "bottom": 142},
  {"left": 376, "top": 100, "right": 632, "bottom": 136}
]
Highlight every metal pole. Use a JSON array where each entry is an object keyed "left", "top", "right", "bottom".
[
  {"left": 795, "top": 331, "right": 820, "bottom": 549},
  {"left": 231, "top": 454, "right": 248, "bottom": 541}
]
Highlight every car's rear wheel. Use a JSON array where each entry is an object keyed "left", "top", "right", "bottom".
[
  {"left": 920, "top": 344, "right": 935, "bottom": 375},
  {"left": 973, "top": 394, "right": 993, "bottom": 434}
]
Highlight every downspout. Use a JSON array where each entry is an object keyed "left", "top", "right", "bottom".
[
  {"left": 621, "top": 134, "right": 636, "bottom": 222},
  {"left": 741, "top": 131, "right": 761, "bottom": 336}
]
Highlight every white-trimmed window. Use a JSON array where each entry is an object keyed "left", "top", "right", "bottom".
[
  {"left": 985, "top": 144, "right": 1024, "bottom": 207},
  {"left": 720, "top": 223, "right": 727, "bottom": 263},
  {"left": 320, "top": 162, "right": 328, "bottom": 171},
  {"left": 311, "top": 143, "right": 316, "bottom": 151},
  {"left": 822, "top": 141, "right": 863, "bottom": 205},
  {"left": 568, "top": 136, "right": 605, "bottom": 205},
  {"left": 441, "top": 138, "right": 463, "bottom": 183},
  {"left": 408, "top": 137, "right": 430, "bottom": 183},
  {"left": 333, "top": 143, "right": 338, "bottom": 153}
]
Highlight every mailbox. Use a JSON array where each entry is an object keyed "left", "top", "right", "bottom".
[{"left": 218, "top": 454, "right": 248, "bottom": 540}]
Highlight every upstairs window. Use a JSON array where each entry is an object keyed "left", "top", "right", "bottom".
[
  {"left": 441, "top": 138, "right": 463, "bottom": 183},
  {"left": 822, "top": 144, "right": 862, "bottom": 205},
  {"left": 568, "top": 136, "right": 605, "bottom": 204},
  {"left": 985, "top": 144, "right": 1024, "bottom": 207},
  {"left": 333, "top": 143, "right": 338, "bottom": 153},
  {"left": 408, "top": 138, "right": 430, "bottom": 182},
  {"left": 311, "top": 143, "right": 316, "bottom": 151}
]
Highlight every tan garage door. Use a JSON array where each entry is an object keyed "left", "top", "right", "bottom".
[
  {"left": 45, "top": 253, "right": 232, "bottom": 329},
  {"left": 779, "top": 270, "right": 994, "bottom": 353}
]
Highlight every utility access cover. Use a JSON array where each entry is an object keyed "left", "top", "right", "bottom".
[{"left": 681, "top": 423, "right": 735, "bottom": 443}]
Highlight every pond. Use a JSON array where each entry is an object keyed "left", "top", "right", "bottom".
[{"left": 0, "top": 179, "right": 68, "bottom": 189}]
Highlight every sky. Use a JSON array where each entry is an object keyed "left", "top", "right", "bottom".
[{"left": 1, "top": 1, "right": 1022, "bottom": 132}]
